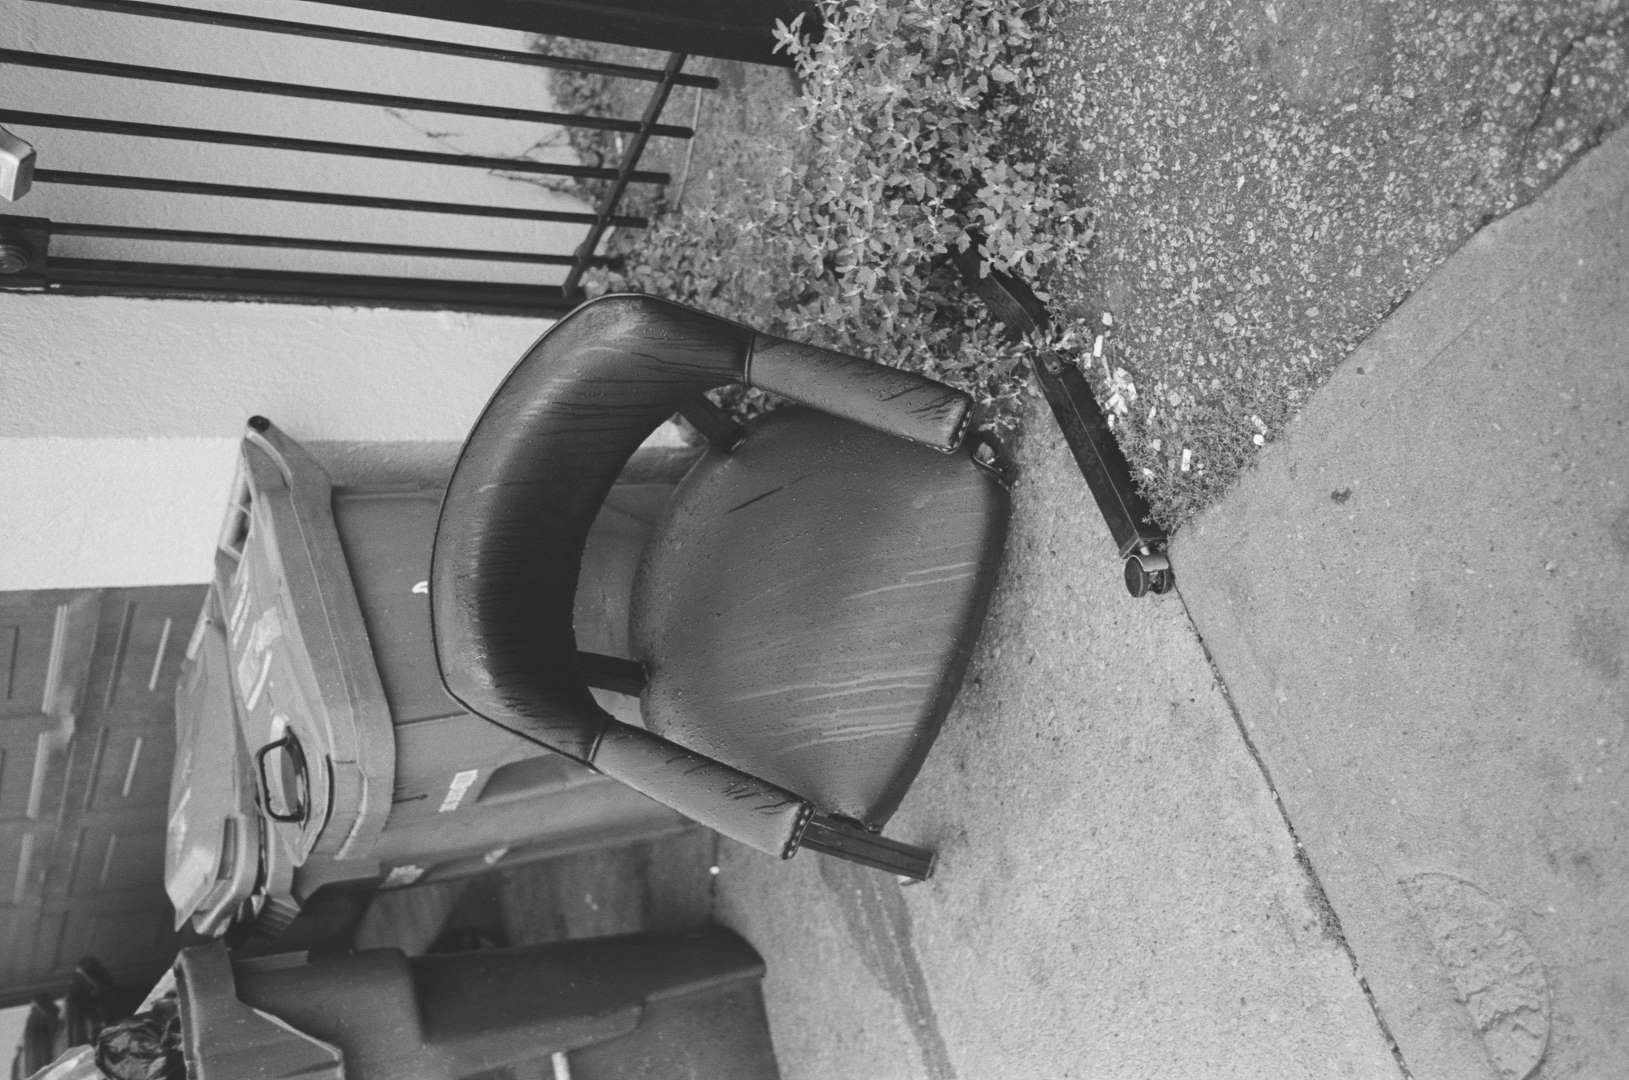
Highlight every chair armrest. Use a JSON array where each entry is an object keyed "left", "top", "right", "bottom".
[
  {"left": 748, "top": 334, "right": 972, "bottom": 451},
  {"left": 589, "top": 722, "right": 811, "bottom": 858}
]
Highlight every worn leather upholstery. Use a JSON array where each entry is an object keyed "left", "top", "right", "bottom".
[
  {"left": 432, "top": 296, "right": 751, "bottom": 760},
  {"left": 431, "top": 293, "right": 1002, "bottom": 856},
  {"left": 589, "top": 724, "right": 812, "bottom": 858},
  {"left": 632, "top": 409, "right": 1008, "bottom": 827},
  {"left": 748, "top": 335, "right": 970, "bottom": 451}
]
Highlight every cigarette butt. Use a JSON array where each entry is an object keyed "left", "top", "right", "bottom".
[
  {"left": 1093, "top": 335, "right": 1104, "bottom": 358},
  {"left": 1180, "top": 448, "right": 1192, "bottom": 472}
]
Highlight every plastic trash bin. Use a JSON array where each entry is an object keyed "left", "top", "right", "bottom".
[
  {"left": 171, "top": 930, "right": 780, "bottom": 1080},
  {"left": 166, "top": 418, "right": 692, "bottom": 940}
]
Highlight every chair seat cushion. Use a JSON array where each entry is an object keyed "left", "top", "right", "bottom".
[{"left": 630, "top": 408, "right": 1008, "bottom": 827}]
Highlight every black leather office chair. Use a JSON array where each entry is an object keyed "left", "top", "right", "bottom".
[{"left": 430, "top": 295, "right": 1008, "bottom": 878}]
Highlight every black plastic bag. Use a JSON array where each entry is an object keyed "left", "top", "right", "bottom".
[{"left": 92, "top": 996, "right": 182, "bottom": 1080}]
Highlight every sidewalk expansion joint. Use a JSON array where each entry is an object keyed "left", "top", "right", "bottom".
[{"left": 1174, "top": 584, "right": 1416, "bottom": 1080}]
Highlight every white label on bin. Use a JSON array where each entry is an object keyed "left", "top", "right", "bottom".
[
  {"left": 382, "top": 865, "right": 425, "bottom": 888},
  {"left": 439, "top": 769, "right": 480, "bottom": 813},
  {"left": 235, "top": 642, "right": 259, "bottom": 698},
  {"left": 234, "top": 607, "right": 281, "bottom": 711},
  {"left": 228, "top": 575, "right": 251, "bottom": 643},
  {"left": 248, "top": 607, "right": 282, "bottom": 655},
  {"left": 244, "top": 650, "right": 273, "bottom": 711}
]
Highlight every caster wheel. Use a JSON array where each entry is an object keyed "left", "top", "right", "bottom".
[{"left": 1124, "top": 551, "right": 1173, "bottom": 597}]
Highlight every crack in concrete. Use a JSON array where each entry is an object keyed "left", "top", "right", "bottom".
[
  {"left": 1518, "top": 14, "right": 1629, "bottom": 171},
  {"left": 1174, "top": 584, "right": 1416, "bottom": 1080},
  {"left": 383, "top": 107, "right": 580, "bottom": 197}
]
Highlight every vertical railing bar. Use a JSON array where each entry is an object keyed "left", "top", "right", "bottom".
[
  {"left": 0, "top": 50, "right": 695, "bottom": 139},
  {"left": 49, "top": 221, "right": 616, "bottom": 265},
  {"left": 0, "top": 109, "right": 671, "bottom": 184},
  {"left": 18, "top": 0, "right": 721, "bottom": 88},
  {"left": 32, "top": 169, "right": 647, "bottom": 226},
  {"left": 564, "top": 52, "right": 691, "bottom": 297},
  {"left": 38, "top": 258, "right": 582, "bottom": 314}
]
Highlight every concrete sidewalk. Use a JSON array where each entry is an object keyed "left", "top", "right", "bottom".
[{"left": 1176, "top": 126, "right": 1629, "bottom": 1079}]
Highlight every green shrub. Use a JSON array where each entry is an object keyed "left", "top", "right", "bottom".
[{"left": 585, "top": 0, "right": 1093, "bottom": 425}]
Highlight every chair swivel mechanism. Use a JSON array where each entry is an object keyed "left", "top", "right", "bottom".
[{"left": 429, "top": 295, "right": 1009, "bottom": 879}]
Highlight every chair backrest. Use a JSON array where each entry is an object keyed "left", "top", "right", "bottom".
[{"left": 430, "top": 296, "right": 754, "bottom": 759}]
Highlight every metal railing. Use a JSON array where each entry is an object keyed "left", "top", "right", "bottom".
[{"left": 0, "top": 0, "right": 715, "bottom": 315}]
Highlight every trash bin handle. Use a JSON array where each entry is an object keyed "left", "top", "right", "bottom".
[{"left": 254, "top": 734, "right": 308, "bottom": 823}]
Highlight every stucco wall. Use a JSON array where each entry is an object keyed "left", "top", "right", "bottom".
[
  {"left": 0, "top": 0, "right": 609, "bottom": 591},
  {"left": 0, "top": 292, "right": 546, "bottom": 589}
]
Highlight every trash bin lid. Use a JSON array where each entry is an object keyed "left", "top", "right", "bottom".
[{"left": 167, "top": 595, "right": 263, "bottom": 936}]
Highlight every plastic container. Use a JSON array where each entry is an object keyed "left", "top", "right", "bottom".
[
  {"left": 173, "top": 928, "right": 780, "bottom": 1080},
  {"left": 167, "top": 418, "right": 690, "bottom": 939}
]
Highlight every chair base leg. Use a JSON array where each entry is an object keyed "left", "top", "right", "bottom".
[{"left": 798, "top": 813, "right": 937, "bottom": 881}]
